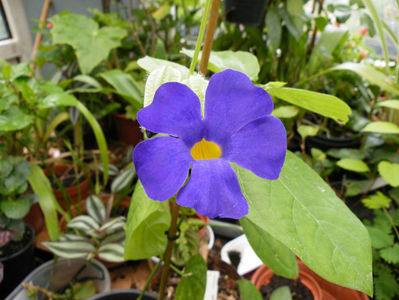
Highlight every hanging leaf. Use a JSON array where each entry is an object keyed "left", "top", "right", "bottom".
[
  {"left": 233, "top": 151, "right": 373, "bottom": 295},
  {"left": 124, "top": 180, "right": 170, "bottom": 260},
  {"left": 336, "top": 158, "right": 370, "bottom": 173},
  {"left": 267, "top": 87, "right": 351, "bottom": 124},
  {"left": 362, "top": 121, "right": 399, "bottom": 134},
  {"left": 237, "top": 279, "right": 263, "bottom": 300}
]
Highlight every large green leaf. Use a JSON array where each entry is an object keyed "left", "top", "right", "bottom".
[
  {"left": 137, "top": 56, "right": 189, "bottom": 75},
  {"left": 233, "top": 152, "right": 373, "bottom": 295},
  {"left": 240, "top": 218, "right": 298, "bottom": 278},
  {"left": 124, "top": 181, "right": 170, "bottom": 260},
  {"left": 175, "top": 254, "right": 207, "bottom": 300},
  {"left": 99, "top": 70, "right": 143, "bottom": 109},
  {"left": 267, "top": 87, "right": 351, "bottom": 124},
  {"left": 50, "top": 12, "right": 127, "bottom": 74},
  {"left": 28, "top": 164, "right": 63, "bottom": 241},
  {"left": 0, "top": 108, "right": 32, "bottom": 131},
  {"left": 181, "top": 49, "right": 260, "bottom": 81},
  {"left": 332, "top": 63, "right": 399, "bottom": 95},
  {"left": 376, "top": 100, "right": 399, "bottom": 110}
]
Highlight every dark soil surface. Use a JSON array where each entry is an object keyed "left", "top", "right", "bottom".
[
  {"left": 260, "top": 275, "right": 314, "bottom": 300},
  {"left": 0, "top": 226, "right": 32, "bottom": 259}
]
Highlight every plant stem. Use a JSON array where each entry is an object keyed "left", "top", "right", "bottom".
[
  {"left": 138, "top": 260, "right": 162, "bottom": 300},
  {"left": 383, "top": 207, "right": 399, "bottom": 240},
  {"left": 158, "top": 199, "right": 180, "bottom": 300},
  {"left": 189, "top": 0, "right": 213, "bottom": 74},
  {"left": 199, "top": 0, "right": 221, "bottom": 75}
]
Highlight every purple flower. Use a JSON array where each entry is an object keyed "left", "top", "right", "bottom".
[{"left": 133, "top": 69, "right": 286, "bottom": 219}]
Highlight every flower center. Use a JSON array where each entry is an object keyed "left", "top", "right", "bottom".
[{"left": 190, "top": 139, "right": 222, "bottom": 160}]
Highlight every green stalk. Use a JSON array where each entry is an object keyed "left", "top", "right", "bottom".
[
  {"left": 188, "top": 0, "right": 213, "bottom": 74},
  {"left": 137, "top": 260, "right": 161, "bottom": 300}
]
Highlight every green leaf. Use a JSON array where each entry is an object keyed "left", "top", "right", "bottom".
[
  {"left": 362, "top": 192, "right": 391, "bottom": 209},
  {"left": 267, "top": 87, "right": 351, "bottom": 124},
  {"left": 362, "top": 121, "right": 399, "bottom": 134},
  {"left": 85, "top": 195, "right": 106, "bottom": 224},
  {"left": 380, "top": 244, "right": 399, "bottom": 264},
  {"left": 270, "top": 286, "right": 292, "bottom": 300},
  {"left": 0, "top": 108, "right": 32, "bottom": 131},
  {"left": 73, "top": 280, "right": 96, "bottom": 300},
  {"left": 237, "top": 279, "right": 262, "bottom": 300},
  {"left": 74, "top": 75, "right": 102, "bottom": 89},
  {"left": 311, "top": 148, "right": 326, "bottom": 161},
  {"left": 375, "top": 267, "right": 399, "bottom": 300},
  {"left": 332, "top": 63, "right": 399, "bottom": 95},
  {"left": 266, "top": 6, "right": 282, "bottom": 50},
  {"left": 297, "top": 125, "right": 319, "bottom": 139},
  {"left": 0, "top": 198, "right": 31, "bottom": 219},
  {"left": 327, "top": 148, "right": 366, "bottom": 160},
  {"left": 366, "top": 226, "right": 394, "bottom": 249},
  {"left": 99, "top": 70, "right": 143, "bottom": 109},
  {"left": 175, "top": 254, "right": 207, "bottom": 300},
  {"left": 50, "top": 13, "right": 127, "bottom": 74},
  {"left": 336, "top": 158, "right": 370, "bottom": 173},
  {"left": 307, "top": 25, "right": 348, "bottom": 72},
  {"left": 378, "top": 161, "right": 399, "bottom": 187},
  {"left": 124, "top": 180, "right": 171, "bottom": 260},
  {"left": 272, "top": 106, "right": 299, "bottom": 119},
  {"left": 28, "top": 164, "right": 62, "bottom": 241},
  {"left": 68, "top": 215, "right": 100, "bottom": 236},
  {"left": 181, "top": 49, "right": 260, "bottom": 81},
  {"left": 40, "top": 93, "right": 110, "bottom": 184},
  {"left": 241, "top": 218, "right": 298, "bottom": 278},
  {"left": 43, "top": 240, "right": 95, "bottom": 259},
  {"left": 233, "top": 152, "right": 373, "bottom": 296},
  {"left": 376, "top": 100, "right": 399, "bottom": 110},
  {"left": 98, "top": 243, "right": 125, "bottom": 262}
]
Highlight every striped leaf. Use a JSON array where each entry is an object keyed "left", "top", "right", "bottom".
[
  {"left": 101, "top": 231, "right": 126, "bottom": 246},
  {"left": 59, "top": 234, "right": 91, "bottom": 243},
  {"left": 43, "top": 240, "right": 95, "bottom": 259},
  {"left": 101, "top": 216, "right": 125, "bottom": 234},
  {"left": 98, "top": 243, "right": 125, "bottom": 262},
  {"left": 111, "top": 165, "right": 135, "bottom": 194},
  {"left": 86, "top": 195, "right": 106, "bottom": 224},
  {"left": 67, "top": 215, "right": 99, "bottom": 237}
]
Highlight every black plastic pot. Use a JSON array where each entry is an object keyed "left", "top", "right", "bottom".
[
  {"left": 306, "top": 135, "right": 361, "bottom": 152},
  {"left": 88, "top": 289, "right": 158, "bottom": 300},
  {"left": 0, "top": 224, "right": 35, "bottom": 299},
  {"left": 225, "top": 0, "right": 266, "bottom": 26}
]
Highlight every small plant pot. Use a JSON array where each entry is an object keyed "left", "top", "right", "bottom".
[
  {"left": 297, "top": 260, "right": 369, "bottom": 300},
  {"left": 23, "top": 202, "right": 45, "bottom": 234},
  {"left": 225, "top": 0, "right": 266, "bottom": 26},
  {"left": 87, "top": 289, "right": 157, "bottom": 300},
  {"left": 5, "top": 258, "right": 110, "bottom": 300},
  {"left": 113, "top": 114, "right": 143, "bottom": 146},
  {"left": 0, "top": 225, "right": 35, "bottom": 299},
  {"left": 251, "top": 265, "right": 323, "bottom": 300}
]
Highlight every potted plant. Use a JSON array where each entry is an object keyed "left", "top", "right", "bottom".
[{"left": 0, "top": 156, "right": 36, "bottom": 298}]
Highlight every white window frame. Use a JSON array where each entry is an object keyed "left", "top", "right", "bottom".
[{"left": 0, "top": 0, "right": 32, "bottom": 62}]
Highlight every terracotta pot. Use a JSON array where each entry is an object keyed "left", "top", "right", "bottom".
[
  {"left": 23, "top": 203, "right": 45, "bottom": 234},
  {"left": 45, "top": 165, "right": 91, "bottom": 209},
  {"left": 113, "top": 114, "right": 143, "bottom": 146},
  {"left": 251, "top": 265, "right": 323, "bottom": 300},
  {"left": 297, "top": 260, "right": 369, "bottom": 300}
]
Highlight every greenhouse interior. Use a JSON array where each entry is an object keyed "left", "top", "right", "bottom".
[{"left": 1, "top": 0, "right": 399, "bottom": 299}]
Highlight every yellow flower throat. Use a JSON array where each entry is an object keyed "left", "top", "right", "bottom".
[{"left": 190, "top": 139, "right": 222, "bottom": 160}]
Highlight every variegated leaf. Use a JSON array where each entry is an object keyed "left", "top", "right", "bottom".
[
  {"left": 101, "top": 216, "right": 125, "bottom": 234},
  {"left": 111, "top": 166, "right": 135, "bottom": 194},
  {"left": 101, "top": 230, "right": 126, "bottom": 246},
  {"left": 67, "top": 215, "right": 99, "bottom": 237},
  {"left": 86, "top": 195, "right": 106, "bottom": 224},
  {"left": 43, "top": 240, "right": 95, "bottom": 259},
  {"left": 98, "top": 243, "right": 125, "bottom": 262}
]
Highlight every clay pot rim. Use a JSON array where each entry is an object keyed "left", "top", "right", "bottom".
[{"left": 251, "top": 265, "right": 323, "bottom": 300}]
